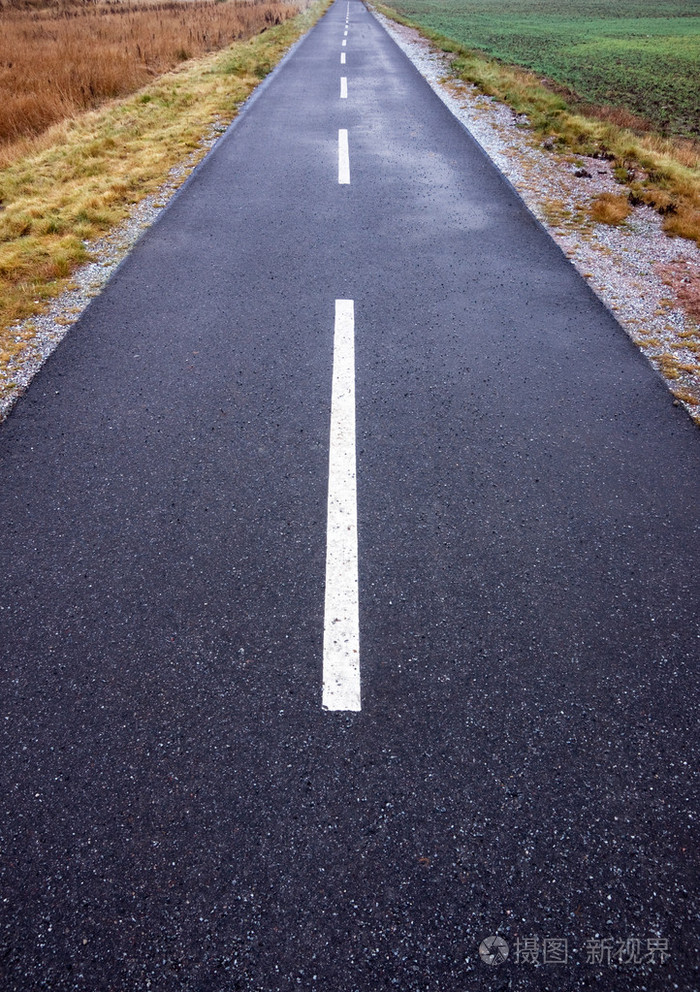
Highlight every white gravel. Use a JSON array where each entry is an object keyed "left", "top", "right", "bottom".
[{"left": 1, "top": 16, "right": 699, "bottom": 424}]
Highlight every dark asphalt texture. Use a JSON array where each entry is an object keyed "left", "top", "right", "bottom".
[{"left": 1, "top": 2, "right": 699, "bottom": 989}]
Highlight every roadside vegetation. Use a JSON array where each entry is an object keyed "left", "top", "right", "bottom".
[
  {"left": 0, "top": 0, "right": 325, "bottom": 380},
  {"left": 375, "top": 0, "right": 700, "bottom": 248},
  {"left": 0, "top": 0, "right": 302, "bottom": 156},
  {"left": 374, "top": 0, "right": 700, "bottom": 139}
]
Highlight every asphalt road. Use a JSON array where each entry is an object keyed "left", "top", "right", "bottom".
[{"left": 1, "top": 2, "right": 699, "bottom": 989}]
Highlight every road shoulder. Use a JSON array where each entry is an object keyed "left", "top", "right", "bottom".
[{"left": 372, "top": 6, "right": 700, "bottom": 426}]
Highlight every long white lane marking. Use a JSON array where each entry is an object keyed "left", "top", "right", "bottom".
[
  {"left": 338, "top": 129, "right": 350, "bottom": 184},
  {"left": 340, "top": 76, "right": 348, "bottom": 99},
  {"left": 341, "top": 52, "right": 346, "bottom": 64},
  {"left": 323, "top": 300, "right": 360, "bottom": 712}
]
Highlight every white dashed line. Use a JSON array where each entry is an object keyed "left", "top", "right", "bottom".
[
  {"left": 338, "top": 129, "right": 350, "bottom": 184},
  {"left": 323, "top": 300, "right": 361, "bottom": 712},
  {"left": 341, "top": 52, "right": 346, "bottom": 64},
  {"left": 342, "top": 39, "right": 347, "bottom": 46},
  {"left": 340, "top": 77, "right": 348, "bottom": 99}
]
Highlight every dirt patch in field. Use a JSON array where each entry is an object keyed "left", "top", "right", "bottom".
[{"left": 656, "top": 259, "right": 700, "bottom": 323}]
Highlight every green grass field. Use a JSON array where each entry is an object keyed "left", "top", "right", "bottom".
[{"left": 382, "top": 0, "right": 700, "bottom": 138}]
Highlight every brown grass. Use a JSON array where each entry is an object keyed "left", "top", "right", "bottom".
[
  {"left": 655, "top": 353, "right": 681, "bottom": 380},
  {"left": 655, "top": 259, "right": 700, "bottom": 323},
  {"left": 590, "top": 192, "right": 631, "bottom": 226},
  {"left": 580, "top": 103, "right": 654, "bottom": 135},
  {"left": 671, "top": 386, "right": 700, "bottom": 406},
  {"left": 0, "top": 0, "right": 299, "bottom": 156},
  {"left": 0, "top": 0, "right": 326, "bottom": 382}
]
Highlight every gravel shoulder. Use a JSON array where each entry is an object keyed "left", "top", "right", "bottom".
[
  {"left": 374, "top": 9, "right": 700, "bottom": 426},
  {"left": 1, "top": 7, "right": 699, "bottom": 426}
]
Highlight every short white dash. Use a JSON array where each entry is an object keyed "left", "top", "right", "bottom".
[
  {"left": 323, "top": 300, "right": 360, "bottom": 712},
  {"left": 344, "top": 29, "right": 348, "bottom": 35},
  {"left": 341, "top": 52, "right": 346, "bottom": 64},
  {"left": 342, "top": 39, "right": 347, "bottom": 46},
  {"left": 338, "top": 129, "right": 350, "bottom": 184},
  {"left": 340, "top": 77, "right": 348, "bottom": 99}
]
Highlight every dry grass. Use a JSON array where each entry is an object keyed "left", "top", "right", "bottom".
[
  {"left": 0, "top": 0, "right": 326, "bottom": 372},
  {"left": 581, "top": 103, "right": 655, "bottom": 135},
  {"left": 590, "top": 192, "right": 631, "bottom": 226},
  {"left": 671, "top": 386, "right": 700, "bottom": 406},
  {"left": 656, "top": 353, "right": 681, "bottom": 380},
  {"left": 539, "top": 197, "right": 590, "bottom": 235},
  {"left": 0, "top": 0, "right": 300, "bottom": 157}
]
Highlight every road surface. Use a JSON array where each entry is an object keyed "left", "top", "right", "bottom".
[{"left": 1, "top": 1, "right": 699, "bottom": 989}]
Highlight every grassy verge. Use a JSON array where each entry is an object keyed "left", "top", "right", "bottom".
[
  {"left": 0, "top": 0, "right": 327, "bottom": 378},
  {"left": 374, "top": 2, "right": 700, "bottom": 248},
  {"left": 0, "top": 0, "right": 301, "bottom": 153}
]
